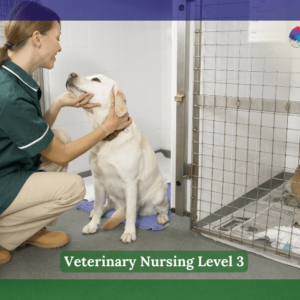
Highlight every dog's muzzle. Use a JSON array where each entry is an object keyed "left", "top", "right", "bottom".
[{"left": 66, "top": 72, "right": 78, "bottom": 89}]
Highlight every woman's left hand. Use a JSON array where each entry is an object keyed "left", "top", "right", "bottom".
[{"left": 56, "top": 92, "right": 100, "bottom": 114}]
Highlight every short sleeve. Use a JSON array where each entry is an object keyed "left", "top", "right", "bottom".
[{"left": 0, "top": 97, "right": 54, "bottom": 157}]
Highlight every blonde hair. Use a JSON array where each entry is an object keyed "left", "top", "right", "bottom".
[{"left": 0, "top": 1, "right": 60, "bottom": 67}]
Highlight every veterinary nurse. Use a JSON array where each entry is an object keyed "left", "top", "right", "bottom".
[{"left": 0, "top": 2, "right": 132, "bottom": 266}]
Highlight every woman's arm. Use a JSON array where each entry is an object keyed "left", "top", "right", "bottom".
[
  {"left": 42, "top": 99, "right": 62, "bottom": 128},
  {"left": 40, "top": 107, "right": 132, "bottom": 165},
  {"left": 43, "top": 92, "right": 96, "bottom": 128}
]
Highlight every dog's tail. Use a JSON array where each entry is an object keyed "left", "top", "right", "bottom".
[{"left": 103, "top": 209, "right": 126, "bottom": 230}]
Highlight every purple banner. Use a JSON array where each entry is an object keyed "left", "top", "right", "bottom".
[{"left": 0, "top": 0, "right": 298, "bottom": 21}]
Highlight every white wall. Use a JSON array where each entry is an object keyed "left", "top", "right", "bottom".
[
  {"left": 47, "top": 21, "right": 172, "bottom": 174},
  {"left": 194, "top": 21, "right": 300, "bottom": 220}
]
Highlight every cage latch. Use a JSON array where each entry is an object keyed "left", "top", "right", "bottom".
[
  {"left": 175, "top": 93, "right": 185, "bottom": 103},
  {"left": 183, "top": 164, "right": 197, "bottom": 179}
]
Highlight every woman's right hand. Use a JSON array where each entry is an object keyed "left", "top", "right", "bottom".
[{"left": 102, "top": 107, "right": 132, "bottom": 135}]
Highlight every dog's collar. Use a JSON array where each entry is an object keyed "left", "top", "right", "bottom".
[{"left": 103, "top": 128, "right": 128, "bottom": 141}]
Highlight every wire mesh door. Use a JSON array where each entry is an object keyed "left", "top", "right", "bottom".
[{"left": 190, "top": 20, "right": 300, "bottom": 262}]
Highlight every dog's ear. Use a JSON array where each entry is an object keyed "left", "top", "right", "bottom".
[{"left": 112, "top": 85, "right": 127, "bottom": 117}]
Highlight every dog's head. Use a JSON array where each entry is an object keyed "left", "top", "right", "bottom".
[{"left": 65, "top": 72, "right": 127, "bottom": 117}]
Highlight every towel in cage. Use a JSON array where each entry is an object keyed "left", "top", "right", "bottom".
[
  {"left": 252, "top": 226, "right": 300, "bottom": 254},
  {"left": 77, "top": 183, "right": 171, "bottom": 231}
]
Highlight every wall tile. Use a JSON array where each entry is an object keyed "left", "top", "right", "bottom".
[
  {"left": 88, "top": 48, "right": 106, "bottom": 73},
  {"left": 277, "top": 58, "right": 290, "bottom": 73},
  {"left": 60, "top": 21, "right": 70, "bottom": 48},
  {"left": 290, "top": 87, "right": 300, "bottom": 101},
  {"left": 161, "top": 129, "right": 171, "bottom": 151},
  {"left": 291, "top": 59, "right": 300, "bottom": 73},
  {"left": 252, "top": 45, "right": 265, "bottom": 58},
  {"left": 290, "top": 73, "right": 300, "bottom": 88},
  {"left": 135, "top": 48, "right": 150, "bottom": 70},
  {"left": 276, "top": 86, "right": 289, "bottom": 100},
  {"left": 263, "top": 86, "right": 276, "bottom": 100},
  {"left": 121, "top": 25, "right": 137, "bottom": 49},
  {"left": 142, "top": 131, "right": 151, "bottom": 146},
  {"left": 251, "top": 71, "right": 264, "bottom": 85},
  {"left": 134, "top": 91, "right": 149, "bottom": 113},
  {"left": 105, "top": 48, "right": 122, "bottom": 72},
  {"left": 263, "top": 72, "right": 277, "bottom": 86},
  {"left": 54, "top": 107, "right": 73, "bottom": 127},
  {"left": 69, "top": 48, "right": 90, "bottom": 73},
  {"left": 121, "top": 70, "right": 137, "bottom": 94},
  {"left": 135, "top": 70, "right": 151, "bottom": 92},
  {"left": 250, "top": 85, "right": 263, "bottom": 98},
  {"left": 125, "top": 92, "right": 140, "bottom": 115},
  {"left": 88, "top": 21, "right": 106, "bottom": 48},
  {"left": 161, "top": 109, "right": 171, "bottom": 130},
  {"left": 150, "top": 109, "right": 161, "bottom": 130},
  {"left": 49, "top": 73, "right": 69, "bottom": 102},
  {"left": 136, "top": 27, "right": 149, "bottom": 49},
  {"left": 105, "top": 22, "right": 121, "bottom": 48},
  {"left": 148, "top": 90, "right": 161, "bottom": 111},
  {"left": 148, "top": 48, "right": 161, "bottom": 70},
  {"left": 72, "top": 106, "right": 88, "bottom": 124},
  {"left": 264, "top": 58, "right": 277, "bottom": 72},
  {"left": 72, "top": 122, "right": 92, "bottom": 171},
  {"left": 121, "top": 48, "right": 137, "bottom": 71},
  {"left": 50, "top": 47, "right": 71, "bottom": 74},
  {"left": 133, "top": 112, "right": 150, "bottom": 133},
  {"left": 69, "top": 21, "right": 88, "bottom": 47},
  {"left": 161, "top": 89, "right": 172, "bottom": 110},
  {"left": 161, "top": 68, "right": 172, "bottom": 90},
  {"left": 104, "top": 71, "right": 123, "bottom": 87}
]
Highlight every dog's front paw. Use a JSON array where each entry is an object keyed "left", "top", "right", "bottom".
[
  {"left": 82, "top": 222, "right": 99, "bottom": 235},
  {"left": 120, "top": 232, "right": 136, "bottom": 244},
  {"left": 89, "top": 209, "right": 94, "bottom": 220},
  {"left": 157, "top": 212, "right": 169, "bottom": 225}
]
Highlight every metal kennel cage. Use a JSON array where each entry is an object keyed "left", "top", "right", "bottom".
[
  {"left": 172, "top": 1, "right": 300, "bottom": 265},
  {"left": 0, "top": 0, "right": 47, "bottom": 114}
]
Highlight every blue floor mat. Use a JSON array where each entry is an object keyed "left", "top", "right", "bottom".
[{"left": 76, "top": 183, "right": 171, "bottom": 231}]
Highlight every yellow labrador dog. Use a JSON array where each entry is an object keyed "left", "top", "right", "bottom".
[
  {"left": 66, "top": 72, "right": 169, "bottom": 243},
  {"left": 286, "top": 166, "right": 300, "bottom": 225},
  {"left": 286, "top": 166, "right": 300, "bottom": 204}
]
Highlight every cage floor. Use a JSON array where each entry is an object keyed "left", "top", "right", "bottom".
[
  {"left": 197, "top": 172, "right": 294, "bottom": 228},
  {"left": 196, "top": 172, "right": 300, "bottom": 267}
]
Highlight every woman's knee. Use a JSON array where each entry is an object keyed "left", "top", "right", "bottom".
[
  {"left": 71, "top": 175, "right": 86, "bottom": 201},
  {"left": 52, "top": 129, "right": 72, "bottom": 144},
  {"left": 55, "top": 174, "right": 86, "bottom": 206}
]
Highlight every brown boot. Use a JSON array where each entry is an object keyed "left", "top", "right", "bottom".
[
  {"left": 0, "top": 248, "right": 11, "bottom": 266},
  {"left": 22, "top": 227, "right": 69, "bottom": 249}
]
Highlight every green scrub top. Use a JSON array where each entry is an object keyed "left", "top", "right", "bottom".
[{"left": 0, "top": 60, "right": 54, "bottom": 215}]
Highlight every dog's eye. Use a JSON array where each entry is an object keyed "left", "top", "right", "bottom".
[{"left": 92, "top": 78, "right": 101, "bottom": 82}]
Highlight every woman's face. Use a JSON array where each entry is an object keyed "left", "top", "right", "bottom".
[{"left": 39, "top": 21, "right": 61, "bottom": 69}]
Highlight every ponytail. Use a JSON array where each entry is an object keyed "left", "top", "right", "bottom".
[{"left": 0, "top": 44, "right": 11, "bottom": 67}]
